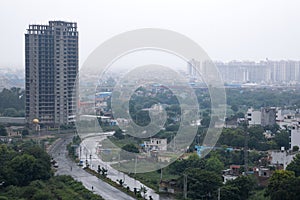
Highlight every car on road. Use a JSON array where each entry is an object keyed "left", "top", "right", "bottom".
[{"left": 78, "top": 160, "right": 84, "bottom": 166}]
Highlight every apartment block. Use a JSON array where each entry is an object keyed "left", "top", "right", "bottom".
[{"left": 25, "top": 21, "right": 78, "bottom": 126}]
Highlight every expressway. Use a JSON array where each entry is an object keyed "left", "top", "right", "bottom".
[{"left": 49, "top": 135, "right": 135, "bottom": 200}]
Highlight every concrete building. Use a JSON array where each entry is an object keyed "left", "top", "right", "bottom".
[
  {"left": 144, "top": 138, "right": 167, "bottom": 152},
  {"left": 246, "top": 108, "right": 261, "bottom": 125},
  {"left": 187, "top": 59, "right": 200, "bottom": 77},
  {"left": 261, "top": 107, "right": 276, "bottom": 127},
  {"left": 246, "top": 107, "right": 276, "bottom": 127},
  {"left": 25, "top": 21, "right": 78, "bottom": 126},
  {"left": 270, "top": 150, "right": 296, "bottom": 169},
  {"left": 290, "top": 126, "right": 300, "bottom": 150},
  {"left": 211, "top": 60, "right": 300, "bottom": 84}
]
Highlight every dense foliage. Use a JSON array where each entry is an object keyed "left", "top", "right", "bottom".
[
  {"left": 286, "top": 154, "right": 300, "bottom": 177},
  {"left": 0, "top": 175, "right": 103, "bottom": 200},
  {"left": 217, "top": 126, "right": 288, "bottom": 151},
  {"left": 0, "top": 87, "right": 25, "bottom": 117},
  {"left": 226, "top": 88, "right": 300, "bottom": 109},
  {"left": 266, "top": 170, "right": 300, "bottom": 200},
  {"left": 0, "top": 141, "right": 103, "bottom": 200},
  {"left": 0, "top": 125, "right": 7, "bottom": 136},
  {"left": 182, "top": 168, "right": 223, "bottom": 199},
  {"left": 221, "top": 175, "right": 257, "bottom": 200},
  {"left": 0, "top": 142, "right": 51, "bottom": 187}
]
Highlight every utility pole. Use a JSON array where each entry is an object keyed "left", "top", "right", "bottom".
[
  {"left": 37, "top": 124, "right": 40, "bottom": 147},
  {"left": 79, "top": 146, "right": 82, "bottom": 160},
  {"left": 244, "top": 130, "right": 249, "bottom": 175},
  {"left": 173, "top": 135, "right": 176, "bottom": 150},
  {"left": 90, "top": 154, "right": 92, "bottom": 168},
  {"left": 183, "top": 174, "right": 187, "bottom": 199},
  {"left": 218, "top": 188, "right": 220, "bottom": 200},
  {"left": 134, "top": 156, "right": 137, "bottom": 175}
]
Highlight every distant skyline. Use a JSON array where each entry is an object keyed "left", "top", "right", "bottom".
[{"left": 1, "top": 0, "right": 300, "bottom": 69}]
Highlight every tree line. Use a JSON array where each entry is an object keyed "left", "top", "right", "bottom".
[
  {"left": 0, "top": 140, "right": 103, "bottom": 200},
  {"left": 0, "top": 87, "right": 25, "bottom": 117}
]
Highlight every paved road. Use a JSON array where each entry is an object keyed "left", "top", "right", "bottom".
[
  {"left": 81, "top": 135, "right": 162, "bottom": 200},
  {"left": 49, "top": 135, "right": 135, "bottom": 200}
]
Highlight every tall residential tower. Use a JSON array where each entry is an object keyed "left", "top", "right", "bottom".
[{"left": 25, "top": 21, "right": 78, "bottom": 127}]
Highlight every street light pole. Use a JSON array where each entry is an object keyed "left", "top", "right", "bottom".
[
  {"left": 33, "top": 118, "right": 40, "bottom": 147},
  {"left": 38, "top": 124, "right": 40, "bottom": 146}
]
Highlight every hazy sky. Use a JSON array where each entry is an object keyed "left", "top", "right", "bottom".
[{"left": 1, "top": 0, "right": 300, "bottom": 69}]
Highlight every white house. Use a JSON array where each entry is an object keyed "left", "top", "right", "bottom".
[
  {"left": 144, "top": 138, "right": 167, "bottom": 152},
  {"left": 270, "top": 150, "right": 296, "bottom": 169},
  {"left": 246, "top": 108, "right": 261, "bottom": 125},
  {"left": 290, "top": 125, "right": 300, "bottom": 150}
]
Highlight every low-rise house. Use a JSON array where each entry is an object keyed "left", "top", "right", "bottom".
[
  {"left": 6, "top": 126, "right": 24, "bottom": 136},
  {"left": 144, "top": 138, "right": 167, "bottom": 152},
  {"left": 270, "top": 150, "right": 296, "bottom": 169}
]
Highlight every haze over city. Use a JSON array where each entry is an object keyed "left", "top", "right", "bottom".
[
  {"left": 1, "top": 1, "right": 300, "bottom": 200},
  {"left": 1, "top": 0, "right": 300, "bottom": 68}
]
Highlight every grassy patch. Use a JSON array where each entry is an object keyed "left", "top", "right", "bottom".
[{"left": 130, "top": 170, "right": 180, "bottom": 192}]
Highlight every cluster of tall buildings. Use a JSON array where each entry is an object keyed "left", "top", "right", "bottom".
[
  {"left": 24, "top": 20, "right": 300, "bottom": 128},
  {"left": 188, "top": 59, "right": 300, "bottom": 84},
  {"left": 25, "top": 21, "right": 78, "bottom": 127}
]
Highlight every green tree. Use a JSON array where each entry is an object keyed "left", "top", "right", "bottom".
[
  {"left": 231, "top": 104, "right": 239, "bottom": 112},
  {"left": 22, "top": 129, "right": 29, "bottom": 136},
  {"left": 3, "top": 108, "right": 18, "bottom": 117},
  {"left": 266, "top": 170, "right": 296, "bottom": 200},
  {"left": 236, "top": 112, "right": 245, "bottom": 118},
  {"left": 117, "top": 179, "right": 124, "bottom": 186},
  {"left": 0, "top": 88, "right": 25, "bottom": 115},
  {"left": 168, "top": 153, "right": 206, "bottom": 174},
  {"left": 113, "top": 129, "right": 125, "bottom": 140},
  {"left": 227, "top": 175, "right": 257, "bottom": 199},
  {"left": 264, "top": 124, "right": 280, "bottom": 134},
  {"left": 0, "top": 125, "right": 7, "bottom": 136},
  {"left": 8, "top": 154, "right": 37, "bottom": 186},
  {"left": 292, "top": 146, "right": 299, "bottom": 152},
  {"left": 205, "top": 156, "right": 224, "bottom": 174},
  {"left": 286, "top": 154, "right": 300, "bottom": 177},
  {"left": 183, "top": 168, "right": 222, "bottom": 199},
  {"left": 122, "top": 143, "right": 139, "bottom": 153},
  {"left": 221, "top": 185, "right": 240, "bottom": 200},
  {"left": 100, "top": 167, "right": 108, "bottom": 177},
  {"left": 274, "top": 130, "right": 290, "bottom": 149},
  {"left": 22, "top": 145, "right": 51, "bottom": 180},
  {"left": 201, "top": 117, "right": 210, "bottom": 128}
]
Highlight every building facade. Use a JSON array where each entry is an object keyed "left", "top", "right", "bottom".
[
  {"left": 246, "top": 107, "right": 276, "bottom": 127},
  {"left": 144, "top": 138, "right": 167, "bottom": 152},
  {"left": 290, "top": 126, "right": 300, "bottom": 150},
  {"left": 208, "top": 60, "right": 300, "bottom": 84},
  {"left": 246, "top": 108, "right": 261, "bottom": 126},
  {"left": 261, "top": 107, "right": 276, "bottom": 127},
  {"left": 25, "top": 21, "right": 78, "bottom": 126}
]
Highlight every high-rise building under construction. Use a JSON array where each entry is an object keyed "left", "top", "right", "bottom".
[{"left": 25, "top": 21, "right": 78, "bottom": 127}]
